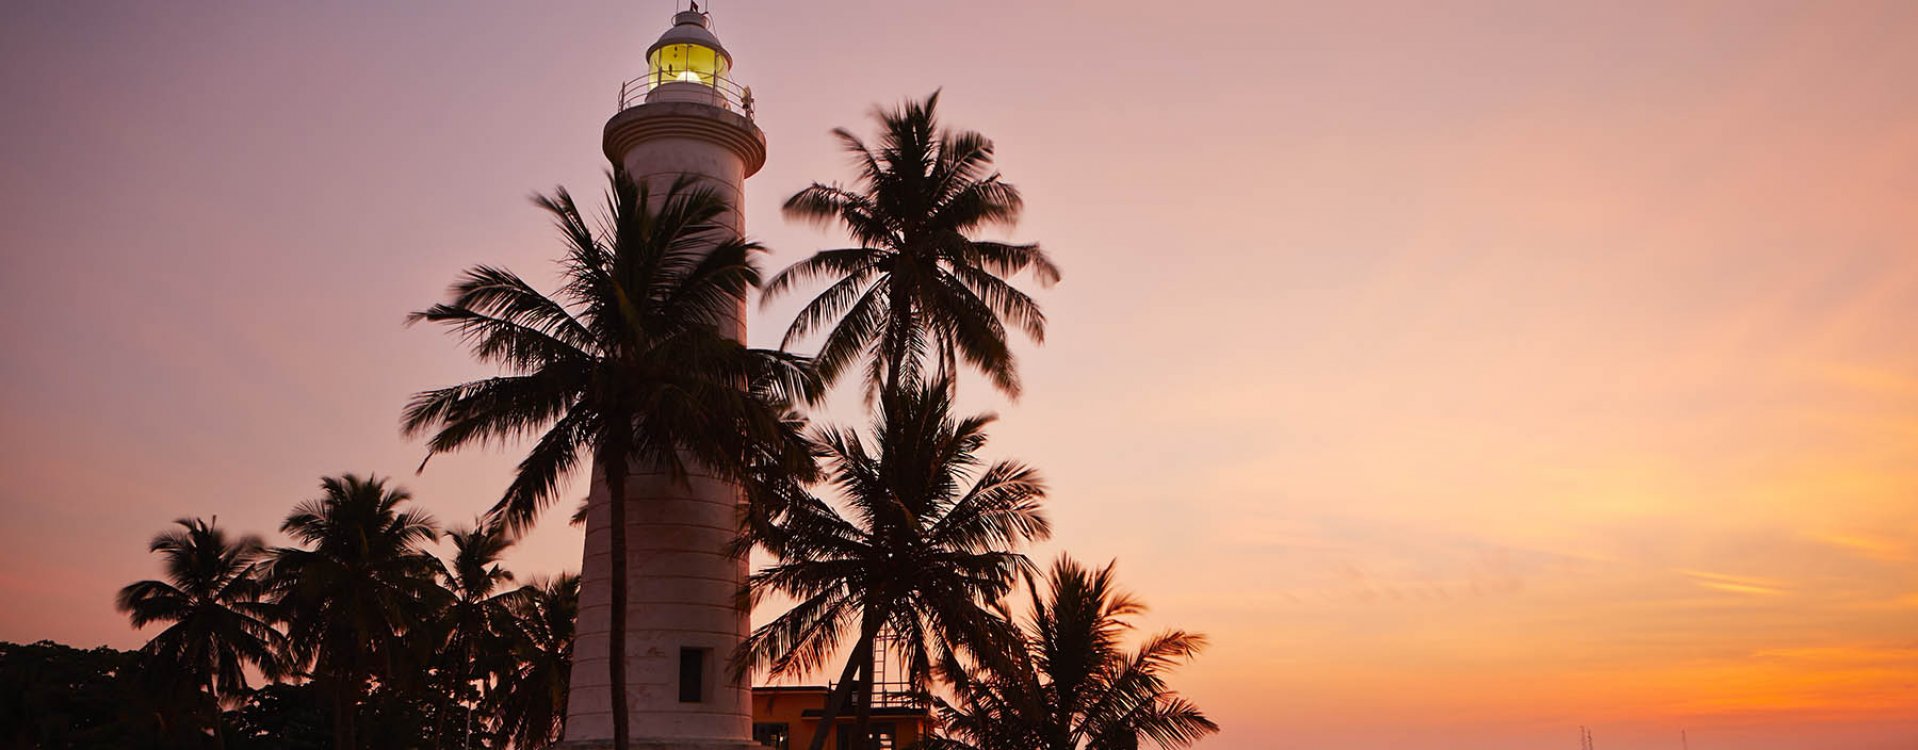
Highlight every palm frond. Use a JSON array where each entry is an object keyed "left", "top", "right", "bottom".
[{"left": 768, "top": 91, "right": 1056, "bottom": 399}]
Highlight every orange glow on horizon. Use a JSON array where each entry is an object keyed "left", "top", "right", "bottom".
[{"left": 3, "top": 2, "right": 1917, "bottom": 749}]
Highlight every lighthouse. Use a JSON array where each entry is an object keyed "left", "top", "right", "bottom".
[{"left": 565, "top": 5, "right": 767, "bottom": 748}]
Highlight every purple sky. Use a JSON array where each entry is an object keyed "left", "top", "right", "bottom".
[{"left": 5, "top": 2, "right": 1918, "bottom": 748}]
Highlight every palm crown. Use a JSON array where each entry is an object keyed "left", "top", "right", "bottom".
[
  {"left": 404, "top": 171, "right": 816, "bottom": 533},
  {"left": 267, "top": 474, "right": 445, "bottom": 749},
  {"left": 932, "top": 557, "right": 1218, "bottom": 750},
  {"left": 746, "top": 381, "right": 1050, "bottom": 750},
  {"left": 429, "top": 523, "right": 520, "bottom": 746},
  {"left": 488, "top": 573, "right": 580, "bottom": 750},
  {"left": 767, "top": 91, "right": 1061, "bottom": 400},
  {"left": 115, "top": 517, "right": 282, "bottom": 703},
  {"left": 405, "top": 171, "right": 817, "bottom": 750}
]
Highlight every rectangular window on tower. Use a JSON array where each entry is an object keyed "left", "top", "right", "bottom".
[{"left": 679, "top": 647, "right": 707, "bottom": 703}]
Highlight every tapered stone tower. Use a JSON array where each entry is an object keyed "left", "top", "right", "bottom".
[{"left": 564, "top": 6, "right": 766, "bottom": 749}]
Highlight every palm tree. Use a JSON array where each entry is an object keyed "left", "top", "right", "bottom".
[
  {"left": 930, "top": 557, "right": 1217, "bottom": 750},
  {"left": 404, "top": 170, "right": 818, "bottom": 750},
  {"left": 489, "top": 574, "right": 580, "bottom": 750},
  {"left": 767, "top": 91, "right": 1061, "bottom": 401},
  {"left": 745, "top": 381, "right": 1050, "bottom": 750},
  {"left": 267, "top": 474, "right": 444, "bottom": 750},
  {"left": 430, "top": 523, "right": 519, "bottom": 748},
  {"left": 116, "top": 517, "right": 283, "bottom": 749}
]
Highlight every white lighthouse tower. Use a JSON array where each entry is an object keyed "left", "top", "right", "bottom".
[{"left": 565, "top": 5, "right": 766, "bottom": 749}]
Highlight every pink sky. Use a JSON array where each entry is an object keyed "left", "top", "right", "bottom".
[{"left": 3, "top": 2, "right": 1917, "bottom": 748}]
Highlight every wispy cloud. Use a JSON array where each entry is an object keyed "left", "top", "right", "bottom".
[{"left": 1677, "top": 569, "right": 1792, "bottom": 597}]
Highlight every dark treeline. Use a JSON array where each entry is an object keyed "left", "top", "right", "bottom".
[
  {"left": 4, "top": 485, "right": 572, "bottom": 750},
  {"left": 30, "top": 93, "right": 1215, "bottom": 750}
]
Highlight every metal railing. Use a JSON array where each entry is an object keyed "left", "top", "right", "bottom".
[
  {"left": 618, "top": 72, "right": 755, "bottom": 120},
  {"left": 821, "top": 680, "right": 929, "bottom": 710}
]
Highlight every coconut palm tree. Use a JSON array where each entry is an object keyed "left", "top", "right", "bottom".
[
  {"left": 267, "top": 474, "right": 444, "bottom": 750},
  {"left": 745, "top": 381, "right": 1050, "bottom": 750},
  {"left": 929, "top": 557, "right": 1217, "bottom": 750},
  {"left": 116, "top": 517, "right": 284, "bottom": 749},
  {"left": 429, "top": 523, "right": 519, "bottom": 748},
  {"left": 489, "top": 574, "right": 579, "bottom": 750},
  {"left": 404, "top": 170, "right": 818, "bottom": 750},
  {"left": 767, "top": 91, "right": 1060, "bottom": 401}
]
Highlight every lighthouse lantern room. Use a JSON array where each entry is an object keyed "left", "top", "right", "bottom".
[{"left": 620, "top": 4, "right": 751, "bottom": 114}]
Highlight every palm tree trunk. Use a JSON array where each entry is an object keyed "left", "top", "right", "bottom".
[
  {"left": 448, "top": 636, "right": 475, "bottom": 750},
  {"left": 206, "top": 676, "right": 227, "bottom": 750},
  {"left": 430, "top": 695, "right": 448, "bottom": 747},
  {"left": 430, "top": 648, "right": 454, "bottom": 748},
  {"left": 603, "top": 444, "right": 633, "bottom": 750},
  {"left": 332, "top": 673, "right": 358, "bottom": 750},
  {"left": 461, "top": 664, "right": 481, "bottom": 750},
  {"left": 805, "top": 613, "right": 882, "bottom": 750},
  {"left": 849, "top": 648, "right": 879, "bottom": 750},
  {"left": 881, "top": 279, "right": 913, "bottom": 404}
]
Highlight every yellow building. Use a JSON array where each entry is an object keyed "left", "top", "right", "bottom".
[{"left": 751, "top": 686, "right": 936, "bottom": 750}]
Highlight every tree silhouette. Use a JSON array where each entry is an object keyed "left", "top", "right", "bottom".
[
  {"left": 405, "top": 171, "right": 816, "bottom": 750},
  {"left": 931, "top": 557, "right": 1217, "bottom": 750},
  {"left": 116, "top": 517, "right": 284, "bottom": 748},
  {"left": 746, "top": 382, "right": 1049, "bottom": 750},
  {"left": 267, "top": 474, "right": 444, "bottom": 750},
  {"left": 768, "top": 91, "right": 1060, "bottom": 401},
  {"left": 490, "top": 574, "right": 580, "bottom": 749}
]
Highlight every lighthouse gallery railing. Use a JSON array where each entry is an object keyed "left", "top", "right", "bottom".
[{"left": 618, "top": 73, "right": 755, "bottom": 120}]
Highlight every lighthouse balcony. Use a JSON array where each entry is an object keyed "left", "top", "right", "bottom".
[{"left": 619, "top": 73, "right": 754, "bottom": 120}]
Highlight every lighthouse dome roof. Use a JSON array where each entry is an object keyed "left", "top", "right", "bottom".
[{"left": 647, "top": 10, "right": 731, "bottom": 64}]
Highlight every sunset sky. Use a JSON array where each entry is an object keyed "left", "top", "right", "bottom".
[{"left": 3, "top": 2, "right": 1917, "bottom": 748}]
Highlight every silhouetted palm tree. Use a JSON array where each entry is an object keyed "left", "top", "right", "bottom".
[
  {"left": 116, "top": 517, "right": 283, "bottom": 749},
  {"left": 767, "top": 91, "right": 1060, "bottom": 401},
  {"left": 745, "top": 382, "right": 1050, "bottom": 750},
  {"left": 430, "top": 523, "right": 518, "bottom": 748},
  {"left": 268, "top": 474, "right": 444, "bottom": 750},
  {"left": 930, "top": 557, "right": 1217, "bottom": 750},
  {"left": 404, "top": 171, "right": 817, "bottom": 750},
  {"left": 489, "top": 574, "right": 579, "bottom": 750}
]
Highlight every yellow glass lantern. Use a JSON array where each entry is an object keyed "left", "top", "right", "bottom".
[{"left": 647, "top": 10, "right": 732, "bottom": 89}]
